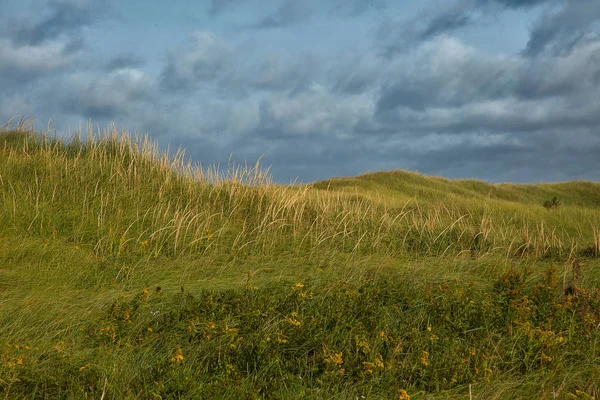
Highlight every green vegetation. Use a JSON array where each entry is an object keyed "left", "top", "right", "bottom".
[{"left": 1, "top": 119, "right": 599, "bottom": 399}]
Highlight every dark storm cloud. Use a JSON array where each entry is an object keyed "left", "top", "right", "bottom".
[
  {"left": 153, "top": 23, "right": 600, "bottom": 183},
  {"left": 524, "top": 0, "right": 600, "bottom": 56},
  {"left": 13, "top": 0, "right": 112, "bottom": 45},
  {"left": 2, "top": 0, "right": 598, "bottom": 184}
]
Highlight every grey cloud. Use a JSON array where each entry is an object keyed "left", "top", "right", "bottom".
[
  {"left": 0, "top": 38, "right": 81, "bottom": 88},
  {"left": 105, "top": 53, "right": 146, "bottom": 71},
  {"left": 160, "top": 31, "right": 233, "bottom": 91},
  {"left": 380, "top": 0, "right": 557, "bottom": 56},
  {"left": 13, "top": 0, "right": 112, "bottom": 45},
  {"left": 330, "top": 58, "right": 381, "bottom": 94},
  {"left": 46, "top": 68, "right": 160, "bottom": 121},
  {"left": 247, "top": 53, "right": 322, "bottom": 93},
  {"left": 160, "top": 33, "right": 324, "bottom": 97},
  {"left": 208, "top": 0, "right": 246, "bottom": 16},
  {"left": 374, "top": 36, "right": 600, "bottom": 128},
  {"left": 377, "top": 37, "right": 516, "bottom": 112},
  {"left": 525, "top": 0, "right": 600, "bottom": 56},
  {"left": 381, "top": 0, "right": 474, "bottom": 56},
  {"left": 210, "top": 0, "right": 383, "bottom": 23},
  {"left": 250, "top": 85, "right": 370, "bottom": 139},
  {"left": 327, "top": 0, "right": 387, "bottom": 17},
  {"left": 478, "top": 0, "right": 552, "bottom": 8},
  {"left": 253, "top": 0, "right": 315, "bottom": 29}
]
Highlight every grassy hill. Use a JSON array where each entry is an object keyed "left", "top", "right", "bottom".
[{"left": 1, "top": 122, "right": 599, "bottom": 399}]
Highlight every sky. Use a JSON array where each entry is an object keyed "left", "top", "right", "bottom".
[{"left": 1, "top": 0, "right": 599, "bottom": 184}]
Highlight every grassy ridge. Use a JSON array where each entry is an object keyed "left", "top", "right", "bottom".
[{"left": 1, "top": 121, "right": 599, "bottom": 399}]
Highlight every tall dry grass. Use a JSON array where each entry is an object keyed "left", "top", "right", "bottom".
[{"left": 1, "top": 121, "right": 599, "bottom": 263}]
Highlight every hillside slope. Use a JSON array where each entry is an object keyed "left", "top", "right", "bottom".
[
  {"left": 313, "top": 169, "right": 600, "bottom": 209},
  {"left": 1, "top": 124, "right": 600, "bottom": 399}
]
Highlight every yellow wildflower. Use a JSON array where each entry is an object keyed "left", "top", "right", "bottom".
[
  {"left": 324, "top": 352, "right": 343, "bottom": 366},
  {"left": 169, "top": 347, "right": 184, "bottom": 363},
  {"left": 420, "top": 350, "right": 429, "bottom": 366},
  {"left": 363, "top": 361, "right": 375, "bottom": 373},
  {"left": 79, "top": 363, "right": 91, "bottom": 372}
]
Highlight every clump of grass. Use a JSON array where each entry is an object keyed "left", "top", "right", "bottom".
[{"left": 543, "top": 197, "right": 561, "bottom": 211}]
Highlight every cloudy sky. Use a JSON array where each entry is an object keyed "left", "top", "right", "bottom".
[{"left": 1, "top": 0, "right": 599, "bottom": 183}]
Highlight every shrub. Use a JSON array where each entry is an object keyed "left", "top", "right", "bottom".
[{"left": 543, "top": 197, "right": 560, "bottom": 211}]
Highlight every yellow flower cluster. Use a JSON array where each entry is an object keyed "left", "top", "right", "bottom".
[{"left": 169, "top": 346, "right": 184, "bottom": 363}]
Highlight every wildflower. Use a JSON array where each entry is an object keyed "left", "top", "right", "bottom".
[
  {"left": 375, "top": 353, "right": 384, "bottom": 369},
  {"left": 141, "top": 288, "right": 149, "bottom": 301},
  {"left": 419, "top": 350, "right": 429, "bottom": 366},
  {"left": 79, "top": 363, "right": 91, "bottom": 372},
  {"left": 324, "top": 352, "right": 343, "bottom": 366},
  {"left": 276, "top": 333, "right": 289, "bottom": 344},
  {"left": 286, "top": 312, "right": 302, "bottom": 326},
  {"left": 139, "top": 240, "right": 149, "bottom": 247},
  {"left": 398, "top": 389, "right": 411, "bottom": 400},
  {"left": 291, "top": 282, "right": 304, "bottom": 290},
  {"left": 363, "top": 361, "right": 375, "bottom": 373},
  {"left": 169, "top": 347, "right": 184, "bottom": 363},
  {"left": 54, "top": 341, "right": 65, "bottom": 352},
  {"left": 147, "top": 327, "right": 153, "bottom": 332},
  {"left": 223, "top": 323, "right": 238, "bottom": 334}
]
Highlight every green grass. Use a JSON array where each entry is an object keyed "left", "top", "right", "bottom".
[{"left": 1, "top": 120, "right": 599, "bottom": 399}]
